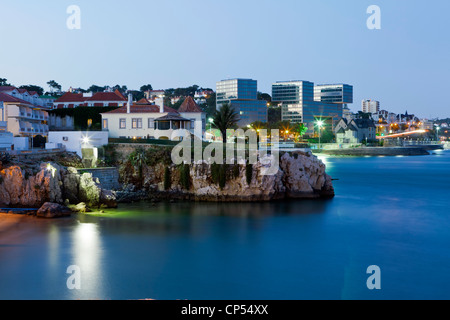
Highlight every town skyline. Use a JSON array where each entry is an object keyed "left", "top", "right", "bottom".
[{"left": 1, "top": 0, "right": 450, "bottom": 118}]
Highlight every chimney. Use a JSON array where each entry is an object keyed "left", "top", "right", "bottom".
[
  {"left": 127, "top": 93, "right": 132, "bottom": 114},
  {"left": 156, "top": 95, "right": 165, "bottom": 113}
]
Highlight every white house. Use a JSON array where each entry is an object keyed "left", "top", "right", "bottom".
[
  {"left": 335, "top": 118, "right": 376, "bottom": 144},
  {"left": 53, "top": 89, "right": 127, "bottom": 109},
  {"left": 47, "top": 130, "right": 109, "bottom": 157},
  {"left": 101, "top": 96, "right": 206, "bottom": 140},
  {"left": 0, "top": 87, "right": 50, "bottom": 145}
]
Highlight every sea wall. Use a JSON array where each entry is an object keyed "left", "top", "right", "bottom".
[{"left": 321, "top": 147, "right": 430, "bottom": 156}]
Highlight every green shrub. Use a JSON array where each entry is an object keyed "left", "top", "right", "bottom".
[
  {"left": 179, "top": 164, "right": 191, "bottom": 190},
  {"left": 245, "top": 163, "right": 253, "bottom": 186},
  {"left": 164, "top": 167, "right": 171, "bottom": 190},
  {"left": 232, "top": 164, "right": 240, "bottom": 179},
  {"left": 211, "top": 162, "right": 220, "bottom": 184},
  {"left": 218, "top": 164, "right": 227, "bottom": 190}
]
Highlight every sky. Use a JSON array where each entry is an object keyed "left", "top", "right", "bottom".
[{"left": 0, "top": 0, "right": 449, "bottom": 118}]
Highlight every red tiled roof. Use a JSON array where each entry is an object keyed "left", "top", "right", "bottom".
[
  {"left": 114, "top": 89, "right": 127, "bottom": 101},
  {"left": 0, "top": 86, "right": 18, "bottom": 92},
  {"left": 178, "top": 96, "right": 203, "bottom": 113},
  {"left": 54, "top": 92, "right": 86, "bottom": 103},
  {"left": 87, "top": 91, "right": 127, "bottom": 102},
  {"left": 136, "top": 98, "right": 151, "bottom": 104},
  {"left": 102, "top": 104, "right": 178, "bottom": 114},
  {"left": 0, "top": 92, "right": 33, "bottom": 105}
]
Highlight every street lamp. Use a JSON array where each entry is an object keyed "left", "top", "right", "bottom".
[
  {"left": 316, "top": 120, "right": 324, "bottom": 149},
  {"left": 208, "top": 118, "right": 214, "bottom": 141}
]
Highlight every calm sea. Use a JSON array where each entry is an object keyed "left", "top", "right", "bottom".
[{"left": 1, "top": 150, "right": 450, "bottom": 300}]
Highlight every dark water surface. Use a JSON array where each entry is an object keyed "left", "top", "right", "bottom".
[{"left": 1, "top": 151, "right": 450, "bottom": 300}]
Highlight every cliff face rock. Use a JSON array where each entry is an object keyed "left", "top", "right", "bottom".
[
  {"left": 0, "top": 162, "right": 117, "bottom": 208},
  {"left": 123, "top": 150, "right": 334, "bottom": 202}
]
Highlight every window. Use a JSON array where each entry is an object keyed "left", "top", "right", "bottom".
[
  {"left": 87, "top": 119, "right": 93, "bottom": 127},
  {"left": 132, "top": 118, "right": 142, "bottom": 129},
  {"left": 120, "top": 118, "right": 126, "bottom": 129},
  {"left": 190, "top": 119, "right": 195, "bottom": 129},
  {"left": 148, "top": 118, "right": 154, "bottom": 129},
  {"left": 103, "top": 119, "right": 108, "bottom": 129}
]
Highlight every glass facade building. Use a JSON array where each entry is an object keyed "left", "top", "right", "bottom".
[
  {"left": 216, "top": 79, "right": 267, "bottom": 126},
  {"left": 273, "top": 80, "right": 351, "bottom": 132},
  {"left": 314, "top": 84, "right": 353, "bottom": 104}
]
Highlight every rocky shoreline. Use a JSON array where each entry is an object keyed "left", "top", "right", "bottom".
[
  {"left": 0, "top": 150, "right": 335, "bottom": 217},
  {"left": 116, "top": 151, "right": 335, "bottom": 203}
]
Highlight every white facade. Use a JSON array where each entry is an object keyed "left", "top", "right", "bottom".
[
  {"left": 101, "top": 97, "right": 206, "bottom": 141},
  {"left": 47, "top": 131, "right": 109, "bottom": 157},
  {"left": 362, "top": 99, "right": 380, "bottom": 114},
  {"left": 0, "top": 88, "right": 50, "bottom": 140}
]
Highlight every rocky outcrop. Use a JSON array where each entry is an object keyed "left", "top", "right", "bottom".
[
  {"left": 118, "top": 150, "right": 334, "bottom": 202},
  {"left": 36, "top": 202, "right": 72, "bottom": 219},
  {"left": 0, "top": 162, "right": 117, "bottom": 209}
]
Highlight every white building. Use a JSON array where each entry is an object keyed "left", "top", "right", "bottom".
[
  {"left": 101, "top": 96, "right": 206, "bottom": 140},
  {"left": 47, "top": 130, "right": 109, "bottom": 157},
  {"left": 362, "top": 100, "right": 380, "bottom": 114},
  {"left": 53, "top": 89, "right": 127, "bottom": 108},
  {"left": 0, "top": 87, "right": 50, "bottom": 145}
]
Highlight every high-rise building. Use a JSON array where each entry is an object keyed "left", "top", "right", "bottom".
[
  {"left": 272, "top": 80, "right": 351, "bottom": 132},
  {"left": 362, "top": 100, "right": 380, "bottom": 114},
  {"left": 216, "top": 79, "right": 267, "bottom": 126},
  {"left": 314, "top": 84, "right": 353, "bottom": 105}
]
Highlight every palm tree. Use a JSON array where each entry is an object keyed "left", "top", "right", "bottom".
[{"left": 212, "top": 103, "right": 240, "bottom": 143}]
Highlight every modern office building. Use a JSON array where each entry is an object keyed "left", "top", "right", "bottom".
[
  {"left": 272, "top": 80, "right": 351, "bottom": 133},
  {"left": 216, "top": 79, "right": 267, "bottom": 126},
  {"left": 362, "top": 99, "right": 380, "bottom": 114},
  {"left": 314, "top": 84, "right": 353, "bottom": 105}
]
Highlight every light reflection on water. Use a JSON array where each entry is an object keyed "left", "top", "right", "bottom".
[{"left": 0, "top": 151, "right": 449, "bottom": 300}]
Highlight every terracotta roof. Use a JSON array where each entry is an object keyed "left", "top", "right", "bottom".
[
  {"left": 102, "top": 104, "right": 178, "bottom": 114},
  {"left": 0, "top": 92, "right": 33, "bottom": 105},
  {"left": 54, "top": 92, "right": 86, "bottom": 103},
  {"left": 136, "top": 98, "right": 151, "bottom": 104},
  {"left": 87, "top": 91, "right": 127, "bottom": 102},
  {"left": 178, "top": 96, "right": 203, "bottom": 113},
  {"left": 0, "top": 86, "right": 17, "bottom": 92},
  {"left": 114, "top": 89, "right": 127, "bottom": 101}
]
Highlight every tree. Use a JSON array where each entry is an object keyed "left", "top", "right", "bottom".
[
  {"left": 140, "top": 84, "right": 153, "bottom": 92},
  {"left": 19, "top": 85, "right": 44, "bottom": 96},
  {"left": 0, "top": 78, "right": 10, "bottom": 86},
  {"left": 212, "top": 103, "right": 240, "bottom": 143},
  {"left": 295, "top": 123, "right": 308, "bottom": 142},
  {"left": 87, "top": 85, "right": 106, "bottom": 93},
  {"left": 356, "top": 111, "right": 372, "bottom": 120},
  {"left": 268, "top": 106, "right": 281, "bottom": 124},
  {"left": 47, "top": 80, "right": 62, "bottom": 93},
  {"left": 257, "top": 92, "right": 272, "bottom": 102}
]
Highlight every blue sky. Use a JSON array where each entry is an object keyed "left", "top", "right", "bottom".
[{"left": 0, "top": 0, "right": 449, "bottom": 118}]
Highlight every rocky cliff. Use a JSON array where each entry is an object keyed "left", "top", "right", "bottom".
[
  {"left": 119, "top": 150, "right": 334, "bottom": 202},
  {"left": 0, "top": 162, "right": 117, "bottom": 209}
]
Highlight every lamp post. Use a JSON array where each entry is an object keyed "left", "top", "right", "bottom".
[
  {"left": 435, "top": 124, "right": 440, "bottom": 142},
  {"left": 316, "top": 120, "right": 324, "bottom": 150},
  {"left": 208, "top": 118, "right": 214, "bottom": 141}
]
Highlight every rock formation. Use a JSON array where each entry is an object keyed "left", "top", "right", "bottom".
[
  {"left": 0, "top": 162, "right": 117, "bottom": 209},
  {"left": 118, "top": 150, "right": 335, "bottom": 202}
]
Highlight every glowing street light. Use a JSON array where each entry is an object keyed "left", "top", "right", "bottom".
[{"left": 316, "top": 120, "right": 324, "bottom": 149}]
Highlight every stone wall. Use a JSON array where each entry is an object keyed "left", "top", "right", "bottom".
[{"left": 77, "top": 167, "right": 121, "bottom": 191}]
